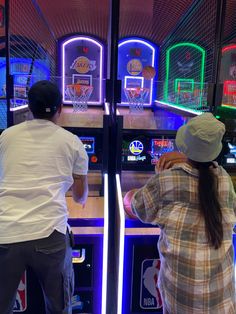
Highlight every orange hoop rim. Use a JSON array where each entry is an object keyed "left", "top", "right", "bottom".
[
  {"left": 124, "top": 87, "right": 149, "bottom": 91},
  {"left": 66, "top": 84, "right": 93, "bottom": 90}
]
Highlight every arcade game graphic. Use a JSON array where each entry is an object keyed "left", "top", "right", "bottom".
[
  {"left": 158, "top": 42, "right": 208, "bottom": 115},
  {"left": 122, "top": 135, "right": 175, "bottom": 170},
  {"left": 61, "top": 35, "right": 104, "bottom": 109},
  {"left": 58, "top": 35, "right": 108, "bottom": 128},
  {"left": 117, "top": 37, "right": 158, "bottom": 108}
]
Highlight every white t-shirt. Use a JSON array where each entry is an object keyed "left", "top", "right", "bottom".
[{"left": 0, "top": 119, "right": 88, "bottom": 244}]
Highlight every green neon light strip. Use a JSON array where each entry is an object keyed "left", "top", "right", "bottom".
[
  {"left": 174, "top": 78, "right": 194, "bottom": 93},
  {"left": 221, "top": 104, "right": 236, "bottom": 110},
  {"left": 156, "top": 100, "right": 203, "bottom": 115},
  {"left": 164, "top": 42, "right": 206, "bottom": 108}
]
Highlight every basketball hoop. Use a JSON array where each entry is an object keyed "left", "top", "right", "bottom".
[
  {"left": 65, "top": 84, "right": 93, "bottom": 112},
  {"left": 124, "top": 87, "right": 150, "bottom": 113}
]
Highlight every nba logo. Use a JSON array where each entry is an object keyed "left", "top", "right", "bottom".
[
  {"left": 13, "top": 272, "right": 27, "bottom": 312},
  {"left": 140, "top": 259, "right": 162, "bottom": 309}
]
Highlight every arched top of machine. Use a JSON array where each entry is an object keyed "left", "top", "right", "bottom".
[{"left": 59, "top": 34, "right": 105, "bottom": 106}]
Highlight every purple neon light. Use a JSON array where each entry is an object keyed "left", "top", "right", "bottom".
[{"left": 61, "top": 36, "right": 103, "bottom": 105}]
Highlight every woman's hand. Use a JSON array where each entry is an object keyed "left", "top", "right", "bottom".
[{"left": 155, "top": 151, "right": 187, "bottom": 173}]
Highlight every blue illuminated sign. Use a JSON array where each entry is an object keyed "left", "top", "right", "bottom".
[
  {"left": 118, "top": 37, "right": 159, "bottom": 106},
  {"left": 140, "top": 259, "right": 162, "bottom": 309},
  {"left": 80, "top": 136, "right": 95, "bottom": 154}
]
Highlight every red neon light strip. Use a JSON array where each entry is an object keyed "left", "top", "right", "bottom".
[{"left": 222, "top": 44, "right": 236, "bottom": 53}]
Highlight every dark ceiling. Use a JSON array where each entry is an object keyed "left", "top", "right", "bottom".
[{"left": 9, "top": 0, "right": 195, "bottom": 46}]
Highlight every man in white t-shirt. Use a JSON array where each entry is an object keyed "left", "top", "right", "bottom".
[{"left": 0, "top": 80, "right": 89, "bottom": 314}]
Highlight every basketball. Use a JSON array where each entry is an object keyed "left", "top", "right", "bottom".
[
  {"left": 73, "top": 84, "right": 81, "bottom": 96},
  {"left": 123, "top": 189, "right": 138, "bottom": 219},
  {"left": 134, "top": 87, "right": 141, "bottom": 98},
  {"left": 142, "top": 65, "right": 156, "bottom": 80},
  {"left": 66, "top": 84, "right": 81, "bottom": 97}
]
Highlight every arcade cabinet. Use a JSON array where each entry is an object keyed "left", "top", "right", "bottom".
[
  {"left": 156, "top": 42, "right": 208, "bottom": 116},
  {"left": 56, "top": 34, "right": 109, "bottom": 314},
  {"left": 115, "top": 122, "right": 178, "bottom": 313},
  {"left": 0, "top": 57, "right": 50, "bottom": 125},
  {"left": 58, "top": 35, "right": 107, "bottom": 127},
  {"left": 117, "top": 37, "right": 158, "bottom": 108},
  {"left": 216, "top": 44, "right": 236, "bottom": 117}
]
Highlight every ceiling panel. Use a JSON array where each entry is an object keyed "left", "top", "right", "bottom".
[
  {"left": 36, "top": 0, "right": 110, "bottom": 42},
  {"left": 8, "top": 0, "right": 195, "bottom": 46},
  {"left": 119, "top": 0, "right": 194, "bottom": 44},
  {"left": 223, "top": 0, "right": 236, "bottom": 41},
  {"left": 35, "top": 0, "right": 194, "bottom": 45}
]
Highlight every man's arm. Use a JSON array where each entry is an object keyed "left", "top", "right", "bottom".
[{"left": 71, "top": 174, "right": 88, "bottom": 206}]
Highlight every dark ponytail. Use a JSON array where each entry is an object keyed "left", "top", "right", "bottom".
[{"left": 191, "top": 161, "right": 223, "bottom": 249}]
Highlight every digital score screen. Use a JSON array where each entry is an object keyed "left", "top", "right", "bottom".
[
  {"left": 80, "top": 137, "right": 95, "bottom": 155},
  {"left": 63, "top": 129, "right": 102, "bottom": 171},
  {"left": 77, "top": 46, "right": 89, "bottom": 54},
  {"left": 151, "top": 139, "right": 175, "bottom": 162},
  {"left": 122, "top": 135, "right": 176, "bottom": 169},
  {"left": 129, "top": 48, "right": 142, "bottom": 57},
  {"left": 225, "top": 143, "right": 236, "bottom": 165}
]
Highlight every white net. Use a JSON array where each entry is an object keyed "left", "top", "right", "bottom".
[
  {"left": 65, "top": 84, "right": 93, "bottom": 112},
  {"left": 124, "top": 87, "right": 150, "bottom": 113}
]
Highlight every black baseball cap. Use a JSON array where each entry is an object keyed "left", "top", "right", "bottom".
[{"left": 28, "top": 80, "right": 62, "bottom": 118}]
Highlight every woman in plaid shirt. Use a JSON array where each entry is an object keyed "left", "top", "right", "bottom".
[{"left": 131, "top": 113, "right": 236, "bottom": 314}]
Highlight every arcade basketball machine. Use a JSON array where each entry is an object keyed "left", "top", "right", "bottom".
[
  {"left": 115, "top": 130, "right": 179, "bottom": 314},
  {"left": 117, "top": 37, "right": 158, "bottom": 112},
  {"left": 55, "top": 35, "right": 109, "bottom": 314},
  {"left": 114, "top": 38, "right": 193, "bottom": 314},
  {"left": 9, "top": 36, "right": 109, "bottom": 314},
  {"left": 216, "top": 44, "right": 236, "bottom": 115},
  {"left": 215, "top": 43, "right": 236, "bottom": 180},
  {"left": 0, "top": 57, "right": 50, "bottom": 125},
  {"left": 216, "top": 44, "right": 236, "bottom": 280},
  {"left": 2, "top": 0, "right": 110, "bottom": 312},
  {"left": 58, "top": 34, "right": 108, "bottom": 126},
  {"left": 11, "top": 86, "right": 109, "bottom": 313},
  {"left": 156, "top": 42, "right": 209, "bottom": 116},
  {"left": 117, "top": 37, "right": 192, "bottom": 131}
]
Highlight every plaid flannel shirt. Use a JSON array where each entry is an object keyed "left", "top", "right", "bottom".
[{"left": 132, "top": 163, "right": 236, "bottom": 314}]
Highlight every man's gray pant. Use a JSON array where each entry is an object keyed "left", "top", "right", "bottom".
[{"left": 0, "top": 230, "right": 74, "bottom": 314}]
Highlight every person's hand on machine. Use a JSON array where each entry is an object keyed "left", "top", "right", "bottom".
[{"left": 155, "top": 151, "right": 187, "bottom": 173}]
